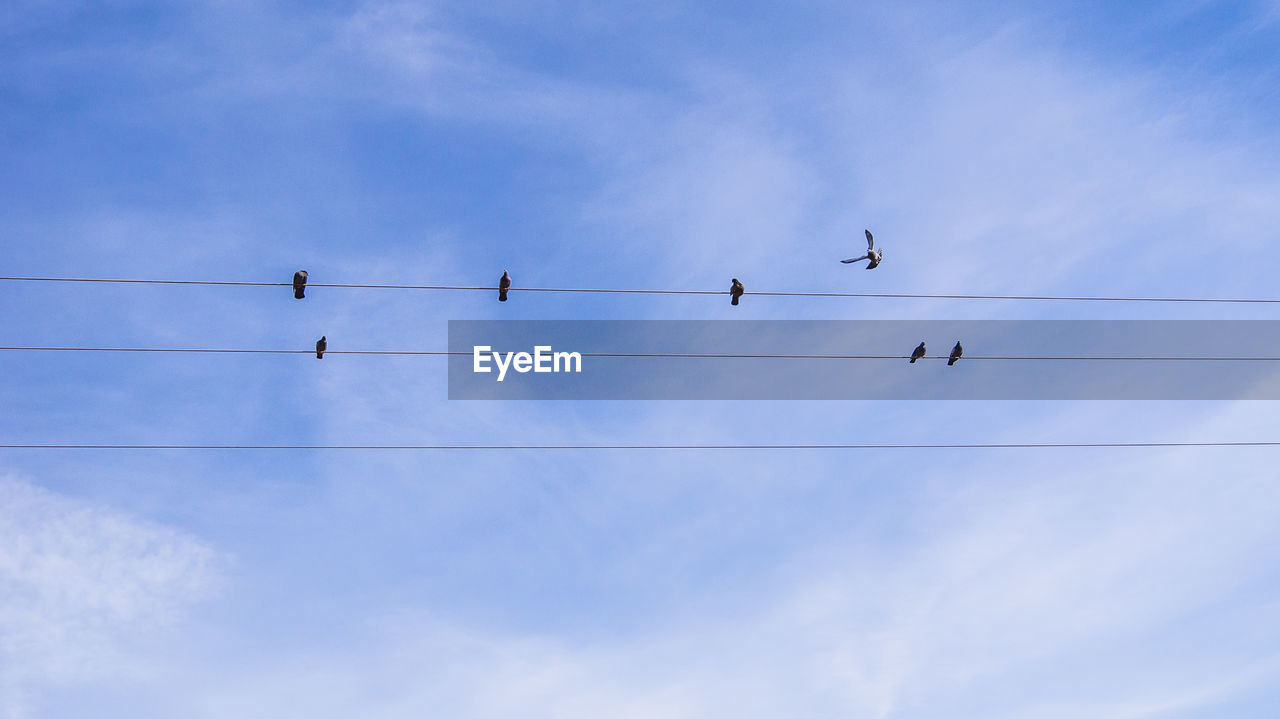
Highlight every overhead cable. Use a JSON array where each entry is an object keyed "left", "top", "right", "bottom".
[
  {"left": 0, "top": 442, "right": 1276, "bottom": 450},
  {"left": 3, "top": 346, "right": 1280, "bottom": 361},
  {"left": 3, "top": 276, "right": 1278, "bottom": 304}
]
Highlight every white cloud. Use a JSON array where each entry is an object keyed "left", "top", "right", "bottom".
[
  {"left": 0, "top": 476, "right": 222, "bottom": 717},
  {"left": 150, "top": 418, "right": 1280, "bottom": 718},
  {"left": 291, "top": 3, "right": 1280, "bottom": 318},
  {"left": 6, "top": 2, "right": 1280, "bottom": 716}
]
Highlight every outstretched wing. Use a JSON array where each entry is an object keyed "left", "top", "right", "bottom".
[
  {"left": 841, "top": 253, "right": 870, "bottom": 264},
  {"left": 865, "top": 229, "right": 874, "bottom": 250}
]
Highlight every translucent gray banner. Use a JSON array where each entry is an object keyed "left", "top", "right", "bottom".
[{"left": 447, "top": 320, "right": 1280, "bottom": 399}]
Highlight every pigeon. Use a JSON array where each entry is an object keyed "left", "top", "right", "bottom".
[
  {"left": 730, "top": 278, "right": 745, "bottom": 306},
  {"left": 841, "top": 229, "right": 882, "bottom": 269},
  {"left": 315, "top": 336, "right": 327, "bottom": 359},
  {"left": 948, "top": 341, "right": 963, "bottom": 366},
  {"left": 909, "top": 341, "right": 926, "bottom": 363},
  {"left": 498, "top": 270, "right": 511, "bottom": 302},
  {"left": 293, "top": 270, "right": 308, "bottom": 299}
]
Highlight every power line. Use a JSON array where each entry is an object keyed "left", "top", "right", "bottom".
[
  {"left": 0, "top": 277, "right": 286, "bottom": 287},
  {"left": 0, "top": 346, "right": 441, "bottom": 355},
  {"left": 3, "top": 276, "right": 1279, "bottom": 304},
  {"left": 0, "top": 442, "right": 1275, "bottom": 450},
  {"left": 3, "top": 346, "right": 1280, "bottom": 361}
]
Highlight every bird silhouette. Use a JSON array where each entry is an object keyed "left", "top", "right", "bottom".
[
  {"left": 910, "top": 341, "right": 926, "bottom": 363},
  {"left": 730, "top": 278, "right": 745, "bottom": 306},
  {"left": 292, "top": 270, "right": 308, "bottom": 299},
  {"left": 498, "top": 270, "right": 511, "bottom": 302},
  {"left": 315, "top": 336, "right": 327, "bottom": 359},
  {"left": 948, "top": 341, "right": 963, "bottom": 366},
  {"left": 841, "top": 229, "right": 882, "bottom": 269}
]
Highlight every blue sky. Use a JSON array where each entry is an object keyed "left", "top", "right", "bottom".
[{"left": 4, "top": 1, "right": 1280, "bottom": 716}]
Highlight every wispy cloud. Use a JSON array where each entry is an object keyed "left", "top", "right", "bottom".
[
  {"left": 0, "top": 476, "right": 222, "bottom": 717},
  {"left": 304, "top": 2, "right": 1280, "bottom": 318},
  {"left": 149, "top": 431, "right": 1280, "bottom": 718},
  {"left": 5, "top": 1, "right": 1280, "bottom": 716}
]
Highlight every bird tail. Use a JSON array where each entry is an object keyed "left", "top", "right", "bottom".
[
  {"left": 909, "top": 356, "right": 917, "bottom": 363},
  {"left": 294, "top": 288, "right": 305, "bottom": 299},
  {"left": 948, "top": 357, "right": 957, "bottom": 366},
  {"left": 731, "top": 296, "right": 740, "bottom": 306},
  {"left": 499, "top": 288, "right": 508, "bottom": 302}
]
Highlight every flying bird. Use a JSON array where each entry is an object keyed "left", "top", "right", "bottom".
[
  {"left": 948, "top": 341, "right": 963, "bottom": 366},
  {"left": 292, "top": 270, "right": 308, "bottom": 299},
  {"left": 909, "top": 341, "right": 926, "bottom": 363},
  {"left": 498, "top": 270, "right": 511, "bottom": 302},
  {"left": 841, "top": 229, "right": 882, "bottom": 269},
  {"left": 315, "top": 336, "right": 327, "bottom": 359},
  {"left": 730, "top": 278, "right": 745, "bottom": 306}
]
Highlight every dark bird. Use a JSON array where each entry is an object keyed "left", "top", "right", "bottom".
[
  {"left": 909, "top": 341, "right": 926, "bottom": 363},
  {"left": 315, "top": 336, "right": 327, "bottom": 359},
  {"left": 498, "top": 270, "right": 511, "bottom": 302},
  {"left": 292, "top": 270, "right": 308, "bottom": 299},
  {"left": 730, "top": 278, "right": 745, "bottom": 306},
  {"left": 841, "top": 229, "right": 882, "bottom": 269},
  {"left": 948, "top": 341, "right": 963, "bottom": 366}
]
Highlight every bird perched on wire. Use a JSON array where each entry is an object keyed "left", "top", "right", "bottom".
[
  {"left": 841, "top": 229, "right": 882, "bottom": 269},
  {"left": 948, "top": 341, "right": 963, "bottom": 366},
  {"left": 292, "top": 270, "right": 308, "bottom": 299},
  {"left": 315, "top": 336, "right": 327, "bottom": 359},
  {"left": 910, "top": 341, "right": 926, "bottom": 363},
  {"left": 730, "top": 278, "right": 745, "bottom": 306},
  {"left": 498, "top": 271, "right": 511, "bottom": 302}
]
